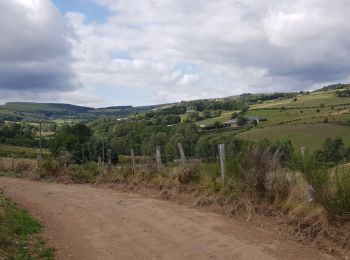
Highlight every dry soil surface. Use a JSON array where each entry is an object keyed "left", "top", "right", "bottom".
[{"left": 0, "top": 177, "right": 335, "bottom": 260}]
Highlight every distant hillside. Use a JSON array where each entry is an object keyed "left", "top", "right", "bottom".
[
  {"left": 2, "top": 102, "right": 92, "bottom": 113},
  {"left": 0, "top": 102, "right": 164, "bottom": 122},
  {"left": 1, "top": 83, "right": 350, "bottom": 122},
  {"left": 314, "top": 83, "right": 350, "bottom": 92},
  {"left": 97, "top": 106, "right": 133, "bottom": 110}
]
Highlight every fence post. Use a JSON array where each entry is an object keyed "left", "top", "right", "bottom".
[
  {"left": 37, "top": 154, "right": 41, "bottom": 170},
  {"left": 39, "top": 121, "right": 43, "bottom": 160},
  {"left": 300, "top": 146, "right": 305, "bottom": 159},
  {"left": 98, "top": 156, "right": 101, "bottom": 170},
  {"left": 156, "top": 146, "right": 162, "bottom": 173},
  {"left": 218, "top": 144, "right": 226, "bottom": 182},
  {"left": 11, "top": 153, "right": 14, "bottom": 171},
  {"left": 130, "top": 149, "right": 136, "bottom": 173},
  {"left": 178, "top": 143, "right": 186, "bottom": 165},
  {"left": 107, "top": 149, "right": 112, "bottom": 172}
]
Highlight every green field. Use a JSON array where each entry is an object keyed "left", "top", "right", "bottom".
[
  {"left": 246, "top": 107, "right": 350, "bottom": 126},
  {"left": 236, "top": 123, "right": 350, "bottom": 151},
  {"left": 251, "top": 91, "right": 350, "bottom": 109},
  {"left": 0, "top": 144, "right": 49, "bottom": 158},
  {"left": 195, "top": 111, "right": 234, "bottom": 126}
]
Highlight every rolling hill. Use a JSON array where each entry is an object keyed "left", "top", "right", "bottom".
[{"left": 0, "top": 102, "right": 163, "bottom": 122}]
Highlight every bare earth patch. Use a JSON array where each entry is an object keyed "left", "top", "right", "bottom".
[{"left": 0, "top": 177, "right": 337, "bottom": 260}]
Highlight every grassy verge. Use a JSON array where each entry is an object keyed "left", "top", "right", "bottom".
[{"left": 0, "top": 195, "right": 54, "bottom": 259}]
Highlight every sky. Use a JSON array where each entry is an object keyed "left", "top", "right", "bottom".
[{"left": 1, "top": 0, "right": 350, "bottom": 107}]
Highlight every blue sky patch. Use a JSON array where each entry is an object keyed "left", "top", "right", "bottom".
[
  {"left": 53, "top": 0, "right": 110, "bottom": 23},
  {"left": 175, "top": 63, "right": 199, "bottom": 74},
  {"left": 109, "top": 51, "right": 133, "bottom": 60}
]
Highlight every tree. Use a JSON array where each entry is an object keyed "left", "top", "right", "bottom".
[
  {"left": 50, "top": 123, "right": 92, "bottom": 163},
  {"left": 236, "top": 114, "right": 246, "bottom": 126},
  {"left": 315, "top": 137, "right": 349, "bottom": 163},
  {"left": 231, "top": 112, "right": 239, "bottom": 119}
]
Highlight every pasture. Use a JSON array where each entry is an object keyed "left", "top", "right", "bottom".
[
  {"left": 0, "top": 144, "right": 49, "bottom": 159},
  {"left": 236, "top": 123, "right": 350, "bottom": 151},
  {"left": 251, "top": 91, "right": 350, "bottom": 109}
]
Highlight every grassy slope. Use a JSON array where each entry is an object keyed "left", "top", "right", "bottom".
[
  {"left": 194, "top": 111, "right": 234, "bottom": 126},
  {"left": 0, "top": 144, "right": 50, "bottom": 158},
  {"left": 232, "top": 90, "right": 350, "bottom": 151},
  {"left": 236, "top": 123, "right": 350, "bottom": 151},
  {"left": 0, "top": 196, "right": 54, "bottom": 259},
  {"left": 251, "top": 90, "right": 350, "bottom": 109},
  {"left": 1, "top": 102, "right": 92, "bottom": 113}
]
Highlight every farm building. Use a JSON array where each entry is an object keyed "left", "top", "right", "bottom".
[
  {"left": 225, "top": 119, "right": 238, "bottom": 126},
  {"left": 247, "top": 116, "right": 259, "bottom": 124},
  {"left": 186, "top": 108, "right": 196, "bottom": 113}
]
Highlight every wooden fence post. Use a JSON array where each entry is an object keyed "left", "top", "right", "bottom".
[
  {"left": 98, "top": 156, "right": 102, "bottom": 172},
  {"left": 11, "top": 153, "right": 14, "bottom": 171},
  {"left": 37, "top": 154, "right": 41, "bottom": 169},
  {"left": 101, "top": 138, "right": 105, "bottom": 164},
  {"left": 156, "top": 146, "right": 162, "bottom": 173},
  {"left": 107, "top": 149, "right": 112, "bottom": 172},
  {"left": 300, "top": 146, "right": 305, "bottom": 159},
  {"left": 177, "top": 143, "right": 186, "bottom": 165},
  {"left": 218, "top": 144, "right": 226, "bottom": 182},
  {"left": 130, "top": 149, "right": 136, "bottom": 173},
  {"left": 39, "top": 121, "right": 43, "bottom": 160}
]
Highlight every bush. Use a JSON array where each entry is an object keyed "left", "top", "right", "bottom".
[
  {"left": 69, "top": 164, "right": 96, "bottom": 183},
  {"left": 173, "top": 164, "right": 200, "bottom": 184},
  {"left": 39, "top": 158, "right": 60, "bottom": 179}
]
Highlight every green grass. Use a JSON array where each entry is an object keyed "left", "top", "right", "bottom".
[
  {"left": 0, "top": 196, "right": 54, "bottom": 259},
  {"left": 236, "top": 123, "right": 350, "bottom": 151},
  {"left": 0, "top": 144, "right": 50, "bottom": 159},
  {"left": 246, "top": 106, "right": 350, "bottom": 126},
  {"left": 251, "top": 91, "right": 350, "bottom": 109},
  {"left": 195, "top": 111, "right": 237, "bottom": 126}
]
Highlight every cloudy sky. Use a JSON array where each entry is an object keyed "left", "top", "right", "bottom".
[{"left": 1, "top": 0, "right": 350, "bottom": 107}]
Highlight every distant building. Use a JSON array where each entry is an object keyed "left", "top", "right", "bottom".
[
  {"left": 186, "top": 108, "right": 196, "bottom": 113},
  {"left": 247, "top": 116, "right": 259, "bottom": 124},
  {"left": 225, "top": 119, "right": 238, "bottom": 126}
]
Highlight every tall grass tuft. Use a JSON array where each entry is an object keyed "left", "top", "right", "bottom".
[
  {"left": 328, "top": 167, "right": 350, "bottom": 219},
  {"left": 288, "top": 150, "right": 330, "bottom": 204},
  {"left": 238, "top": 144, "right": 281, "bottom": 195}
]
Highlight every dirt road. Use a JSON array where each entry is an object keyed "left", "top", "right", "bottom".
[{"left": 1, "top": 177, "right": 333, "bottom": 260}]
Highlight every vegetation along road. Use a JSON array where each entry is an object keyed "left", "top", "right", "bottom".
[{"left": 1, "top": 177, "right": 334, "bottom": 260}]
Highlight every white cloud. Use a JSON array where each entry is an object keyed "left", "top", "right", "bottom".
[
  {"left": 0, "top": 0, "right": 78, "bottom": 93},
  {"left": 2, "top": 0, "right": 350, "bottom": 106}
]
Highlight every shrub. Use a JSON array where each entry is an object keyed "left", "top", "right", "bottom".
[
  {"left": 69, "top": 164, "right": 95, "bottom": 183},
  {"left": 39, "top": 158, "right": 60, "bottom": 179},
  {"left": 239, "top": 145, "right": 281, "bottom": 194},
  {"left": 174, "top": 164, "right": 200, "bottom": 184}
]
